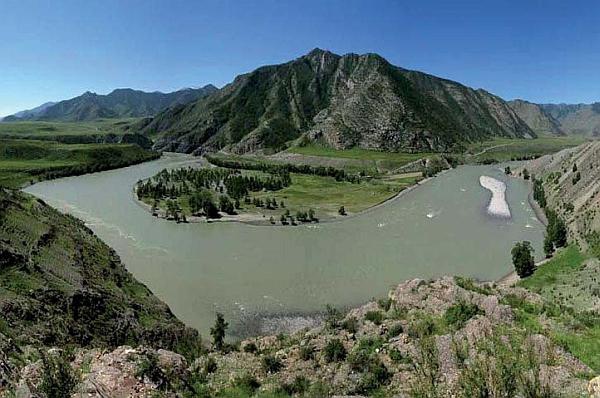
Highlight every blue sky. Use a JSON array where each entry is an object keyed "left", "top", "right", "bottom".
[{"left": 1, "top": 0, "right": 599, "bottom": 117}]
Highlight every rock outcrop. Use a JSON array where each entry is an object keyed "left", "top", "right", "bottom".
[{"left": 5, "top": 277, "right": 591, "bottom": 397}]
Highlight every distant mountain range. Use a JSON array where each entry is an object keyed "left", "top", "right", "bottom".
[
  {"left": 508, "top": 100, "right": 600, "bottom": 137},
  {"left": 140, "top": 48, "right": 535, "bottom": 154},
  {"left": 3, "top": 85, "right": 217, "bottom": 122}
]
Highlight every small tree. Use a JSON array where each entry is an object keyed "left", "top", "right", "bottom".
[
  {"left": 210, "top": 312, "right": 228, "bottom": 351},
  {"left": 543, "top": 235, "right": 554, "bottom": 258},
  {"left": 504, "top": 166, "right": 511, "bottom": 175},
  {"left": 511, "top": 241, "right": 535, "bottom": 278},
  {"left": 522, "top": 168, "right": 530, "bottom": 180},
  {"left": 338, "top": 206, "right": 347, "bottom": 216}
]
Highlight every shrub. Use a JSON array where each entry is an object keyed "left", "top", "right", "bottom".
[
  {"left": 324, "top": 304, "right": 342, "bottom": 330},
  {"left": 387, "top": 322, "right": 404, "bottom": 339},
  {"left": 377, "top": 297, "right": 393, "bottom": 311},
  {"left": 261, "top": 355, "right": 283, "bottom": 373},
  {"left": 324, "top": 339, "right": 347, "bottom": 362},
  {"left": 281, "top": 376, "right": 311, "bottom": 395},
  {"left": 203, "top": 357, "right": 217, "bottom": 374},
  {"left": 342, "top": 316, "right": 359, "bottom": 334},
  {"left": 354, "top": 359, "right": 391, "bottom": 395},
  {"left": 444, "top": 302, "right": 482, "bottom": 329},
  {"left": 39, "top": 351, "right": 79, "bottom": 398},
  {"left": 135, "top": 352, "right": 170, "bottom": 390},
  {"left": 232, "top": 374, "right": 261, "bottom": 394},
  {"left": 243, "top": 342, "right": 258, "bottom": 354},
  {"left": 365, "top": 310, "right": 384, "bottom": 325},
  {"left": 389, "top": 348, "right": 412, "bottom": 364},
  {"left": 299, "top": 345, "right": 315, "bottom": 361}
]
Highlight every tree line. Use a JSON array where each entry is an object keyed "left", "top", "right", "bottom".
[{"left": 205, "top": 155, "right": 361, "bottom": 183}]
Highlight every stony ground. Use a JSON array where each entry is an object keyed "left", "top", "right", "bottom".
[{"left": 6, "top": 276, "right": 596, "bottom": 397}]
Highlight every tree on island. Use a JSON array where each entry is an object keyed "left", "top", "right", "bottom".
[
  {"left": 210, "top": 312, "right": 228, "bottom": 352},
  {"left": 511, "top": 241, "right": 535, "bottom": 278},
  {"left": 219, "top": 195, "right": 235, "bottom": 215},
  {"left": 504, "top": 166, "right": 511, "bottom": 175},
  {"left": 522, "top": 168, "right": 530, "bottom": 180}
]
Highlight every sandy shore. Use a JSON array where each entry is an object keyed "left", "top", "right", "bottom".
[{"left": 479, "top": 175, "right": 511, "bottom": 218}]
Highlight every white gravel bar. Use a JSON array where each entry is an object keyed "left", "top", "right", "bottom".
[{"left": 479, "top": 175, "right": 511, "bottom": 218}]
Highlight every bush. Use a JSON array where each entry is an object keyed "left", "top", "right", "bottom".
[
  {"left": 324, "top": 304, "right": 342, "bottom": 330},
  {"left": 299, "top": 345, "right": 315, "bottom": 361},
  {"left": 389, "top": 348, "right": 412, "bottom": 364},
  {"left": 365, "top": 310, "right": 384, "bottom": 325},
  {"left": 281, "top": 376, "right": 311, "bottom": 395},
  {"left": 444, "top": 301, "right": 482, "bottom": 329},
  {"left": 354, "top": 359, "right": 391, "bottom": 395},
  {"left": 342, "top": 317, "right": 359, "bottom": 334},
  {"left": 377, "top": 297, "right": 393, "bottom": 311},
  {"left": 387, "top": 322, "right": 404, "bottom": 339},
  {"left": 232, "top": 374, "right": 261, "bottom": 394},
  {"left": 261, "top": 355, "right": 283, "bottom": 373},
  {"left": 136, "top": 352, "right": 171, "bottom": 390},
  {"left": 39, "top": 351, "right": 79, "bottom": 398},
  {"left": 323, "top": 339, "right": 347, "bottom": 362},
  {"left": 243, "top": 342, "right": 258, "bottom": 354}
]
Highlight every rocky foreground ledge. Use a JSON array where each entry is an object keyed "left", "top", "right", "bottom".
[{"left": 7, "top": 277, "right": 596, "bottom": 397}]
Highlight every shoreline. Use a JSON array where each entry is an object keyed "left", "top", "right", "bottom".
[{"left": 495, "top": 175, "right": 549, "bottom": 285}]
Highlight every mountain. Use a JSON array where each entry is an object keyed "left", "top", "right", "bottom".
[
  {"left": 140, "top": 49, "right": 534, "bottom": 154},
  {"left": 4, "top": 85, "right": 218, "bottom": 122},
  {"left": 2, "top": 102, "right": 56, "bottom": 122},
  {"left": 507, "top": 99, "right": 564, "bottom": 135},
  {"left": 540, "top": 103, "right": 600, "bottom": 137}
]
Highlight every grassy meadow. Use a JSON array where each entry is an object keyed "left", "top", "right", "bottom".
[
  {"left": 0, "top": 118, "right": 140, "bottom": 138},
  {"left": 0, "top": 138, "right": 158, "bottom": 188},
  {"left": 512, "top": 246, "right": 600, "bottom": 371},
  {"left": 465, "top": 135, "right": 587, "bottom": 163}
]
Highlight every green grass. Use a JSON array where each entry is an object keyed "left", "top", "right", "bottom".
[
  {"left": 0, "top": 139, "right": 159, "bottom": 188},
  {"left": 251, "top": 172, "right": 420, "bottom": 218},
  {"left": 516, "top": 245, "right": 600, "bottom": 371},
  {"left": 466, "top": 136, "right": 587, "bottom": 163},
  {"left": 518, "top": 246, "right": 585, "bottom": 293},
  {"left": 0, "top": 119, "right": 140, "bottom": 138},
  {"left": 287, "top": 144, "right": 432, "bottom": 172}
]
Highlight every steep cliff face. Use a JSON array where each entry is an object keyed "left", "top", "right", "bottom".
[
  {"left": 142, "top": 49, "right": 534, "bottom": 154},
  {"left": 508, "top": 99, "right": 564, "bottom": 135},
  {"left": 526, "top": 141, "right": 600, "bottom": 249}
]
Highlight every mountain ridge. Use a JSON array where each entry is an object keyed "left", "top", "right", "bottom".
[
  {"left": 508, "top": 100, "right": 600, "bottom": 137},
  {"left": 139, "top": 48, "right": 535, "bottom": 154},
  {"left": 4, "top": 85, "right": 218, "bottom": 122}
]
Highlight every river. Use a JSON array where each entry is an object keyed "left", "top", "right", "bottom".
[{"left": 24, "top": 153, "right": 544, "bottom": 336}]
